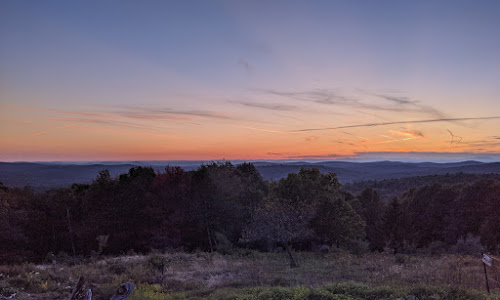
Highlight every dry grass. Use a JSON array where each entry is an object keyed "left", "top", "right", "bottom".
[{"left": 0, "top": 250, "right": 498, "bottom": 299}]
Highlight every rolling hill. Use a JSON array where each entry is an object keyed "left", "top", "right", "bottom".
[{"left": 1, "top": 160, "right": 499, "bottom": 192}]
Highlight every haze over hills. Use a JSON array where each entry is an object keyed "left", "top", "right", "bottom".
[{"left": 1, "top": 160, "right": 499, "bottom": 191}]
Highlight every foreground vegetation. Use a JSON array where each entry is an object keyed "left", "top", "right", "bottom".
[
  {"left": 1, "top": 251, "right": 498, "bottom": 299},
  {"left": 2, "top": 162, "right": 500, "bottom": 298}
]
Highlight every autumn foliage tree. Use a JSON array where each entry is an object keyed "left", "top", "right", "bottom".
[{"left": 244, "top": 168, "right": 365, "bottom": 267}]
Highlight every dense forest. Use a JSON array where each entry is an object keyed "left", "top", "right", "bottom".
[
  {"left": 343, "top": 172, "right": 500, "bottom": 200},
  {"left": 1, "top": 162, "right": 499, "bottom": 265}
]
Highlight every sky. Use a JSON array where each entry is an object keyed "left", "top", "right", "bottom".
[{"left": 1, "top": 0, "right": 500, "bottom": 162}]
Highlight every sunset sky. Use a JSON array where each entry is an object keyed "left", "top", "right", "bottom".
[{"left": 1, "top": 1, "right": 500, "bottom": 161}]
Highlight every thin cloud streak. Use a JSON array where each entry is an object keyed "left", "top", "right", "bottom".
[
  {"left": 330, "top": 128, "right": 368, "bottom": 140},
  {"left": 50, "top": 117, "right": 166, "bottom": 131},
  {"left": 257, "top": 89, "right": 446, "bottom": 117},
  {"left": 304, "top": 136, "right": 319, "bottom": 142},
  {"left": 271, "top": 151, "right": 500, "bottom": 162},
  {"left": 332, "top": 141, "right": 355, "bottom": 146},
  {"left": 352, "top": 151, "right": 500, "bottom": 162},
  {"left": 389, "top": 129, "right": 425, "bottom": 138},
  {"left": 376, "top": 95, "right": 417, "bottom": 105},
  {"left": 286, "top": 153, "right": 348, "bottom": 159},
  {"left": 373, "top": 93, "right": 444, "bottom": 118},
  {"left": 3, "top": 104, "right": 236, "bottom": 136},
  {"left": 108, "top": 105, "right": 234, "bottom": 121},
  {"left": 32, "top": 131, "right": 47, "bottom": 136},
  {"left": 266, "top": 152, "right": 283, "bottom": 156},
  {"left": 232, "top": 125, "right": 290, "bottom": 134},
  {"left": 292, "top": 117, "right": 500, "bottom": 132},
  {"left": 374, "top": 137, "right": 416, "bottom": 144},
  {"left": 459, "top": 141, "right": 500, "bottom": 148},
  {"left": 4, "top": 104, "right": 235, "bottom": 121},
  {"left": 230, "top": 101, "right": 298, "bottom": 111}
]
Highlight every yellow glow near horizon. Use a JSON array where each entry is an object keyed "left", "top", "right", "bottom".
[{"left": 2, "top": 102, "right": 500, "bottom": 161}]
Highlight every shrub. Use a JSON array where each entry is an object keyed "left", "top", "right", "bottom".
[
  {"left": 215, "top": 232, "right": 234, "bottom": 255},
  {"left": 422, "top": 240, "right": 448, "bottom": 256},
  {"left": 341, "top": 239, "right": 369, "bottom": 256},
  {"left": 450, "top": 235, "right": 484, "bottom": 256}
]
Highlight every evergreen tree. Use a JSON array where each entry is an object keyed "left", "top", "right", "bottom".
[{"left": 358, "top": 188, "right": 386, "bottom": 252}]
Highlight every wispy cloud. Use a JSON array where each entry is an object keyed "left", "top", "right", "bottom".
[
  {"left": 304, "top": 136, "right": 319, "bottom": 142},
  {"left": 292, "top": 116, "right": 500, "bottom": 132},
  {"left": 286, "top": 153, "right": 348, "bottom": 160},
  {"left": 55, "top": 124, "right": 77, "bottom": 129},
  {"left": 351, "top": 151, "right": 500, "bottom": 162},
  {"left": 230, "top": 101, "right": 298, "bottom": 111},
  {"left": 268, "top": 151, "right": 500, "bottom": 161},
  {"left": 373, "top": 93, "right": 444, "bottom": 118},
  {"left": 5, "top": 104, "right": 234, "bottom": 121},
  {"left": 32, "top": 131, "right": 47, "bottom": 136},
  {"left": 330, "top": 128, "right": 368, "bottom": 140},
  {"left": 375, "top": 136, "right": 417, "bottom": 144},
  {"left": 332, "top": 140, "right": 355, "bottom": 146},
  {"left": 109, "top": 106, "right": 233, "bottom": 121},
  {"left": 267, "top": 152, "right": 283, "bottom": 156},
  {"left": 389, "top": 129, "right": 425, "bottom": 138},
  {"left": 458, "top": 140, "right": 500, "bottom": 148},
  {"left": 4, "top": 104, "right": 236, "bottom": 135},
  {"left": 258, "top": 88, "right": 353, "bottom": 106},
  {"left": 376, "top": 94, "right": 417, "bottom": 105},
  {"left": 232, "top": 125, "right": 290, "bottom": 134},
  {"left": 50, "top": 117, "right": 166, "bottom": 131},
  {"left": 257, "top": 88, "right": 445, "bottom": 117}
]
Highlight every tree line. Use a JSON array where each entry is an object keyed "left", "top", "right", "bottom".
[{"left": 1, "top": 162, "right": 499, "bottom": 264}]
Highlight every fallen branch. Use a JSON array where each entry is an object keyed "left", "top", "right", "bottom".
[
  {"left": 69, "top": 276, "right": 91, "bottom": 300},
  {"left": 68, "top": 277, "right": 134, "bottom": 300},
  {"left": 110, "top": 282, "right": 135, "bottom": 300}
]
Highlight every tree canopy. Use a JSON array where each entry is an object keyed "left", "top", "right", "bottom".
[{"left": 1, "top": 164, "right": 500, "bottom": 264}]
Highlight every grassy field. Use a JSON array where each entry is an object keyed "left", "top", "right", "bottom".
[{"left": 0, "top": 250, "right": 498, "bottom": 299}]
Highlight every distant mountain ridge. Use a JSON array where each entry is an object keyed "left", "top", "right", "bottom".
[
  {"left": 0, "top": 160, "right": 499, "bottom": 191},
  {"left": 255, "top": 160, "right": 500, "bottom": 182}
]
